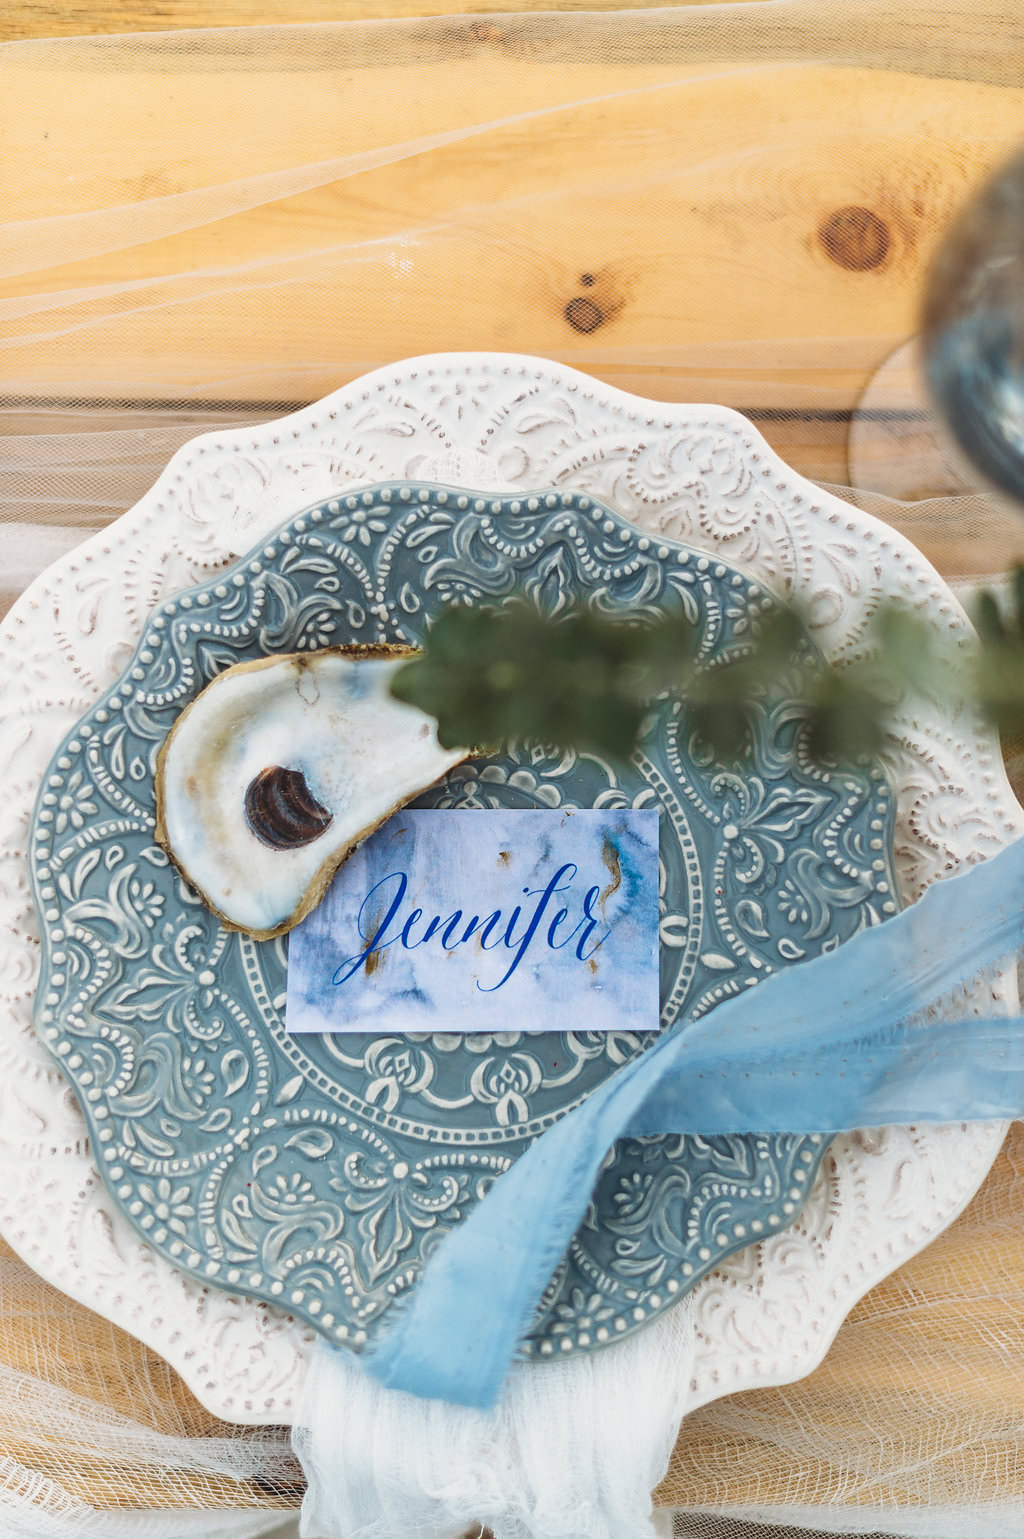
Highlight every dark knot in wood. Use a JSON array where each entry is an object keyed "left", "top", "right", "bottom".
[
  {"left": 818, "top": 206, "right": 891, "bottom": 271},
  {"left": 565, "top": 296, "right": 604, "bottom": 333}
]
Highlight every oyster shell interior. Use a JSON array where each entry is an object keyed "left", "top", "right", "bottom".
[{"left": 154, "top": 645, "right": 466, "bottom": 939}]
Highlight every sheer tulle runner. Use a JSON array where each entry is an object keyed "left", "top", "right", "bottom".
[{"left": 6, "top": 7, "right": 1024, "bottom": 1537}]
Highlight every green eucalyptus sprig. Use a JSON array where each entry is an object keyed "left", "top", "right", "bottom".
[
  {"left": 390, "top": 589, "right": 974, "bottom": 767},
  {"left": 390, "top": 603, "right": 673, "bottom": 760},
  {"left": 971, "top": 567, "right": 1024, "bottom": 739}
]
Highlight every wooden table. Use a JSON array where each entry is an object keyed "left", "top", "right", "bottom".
[
  {"left": 3, "top": 0, "right": 1024, "bottom": 1523},
  {"left": 3, "top": 0, "right": 1024, "bottom": 506}
]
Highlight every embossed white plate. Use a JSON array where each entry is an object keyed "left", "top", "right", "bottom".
[{"left": 0, "top": 353, "right": 1020, "bottom": 1423}]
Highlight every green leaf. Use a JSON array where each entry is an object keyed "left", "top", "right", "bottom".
[{"left": 387, "top": 584, "right": 966, "bottom": 770}]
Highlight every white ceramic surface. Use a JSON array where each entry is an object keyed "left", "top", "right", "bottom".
[{"left": 0, "top": 353, "right": 1019, "bottom": 1424}]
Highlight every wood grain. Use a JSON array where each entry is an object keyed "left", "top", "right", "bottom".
[
  {"left": 658, "top": 1122, "right": 1024, "bottom": 1512},
  {"left": 0, "top": 1237, "right": 302, "bottom": 1508},
  {"left": 4, "top": 0, "right": 1024, "bottom": 1516},
  {"left": 3, "top": 0, "right": 1023, "bottom": 90},
  {"left": 2, "top": 0, "right": 772, "bottom": 42},
  {"left": 3, "top": 36, "right": 1023, "bottom": 495}
]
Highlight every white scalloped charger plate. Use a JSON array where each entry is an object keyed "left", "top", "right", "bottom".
[{"left": 0, "top": 353, "right": 1020, "bottom": 1425}]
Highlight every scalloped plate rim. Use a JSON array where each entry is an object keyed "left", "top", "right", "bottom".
[{"left": 0, "top": 351, "right": 1017, "bottom": 1424}]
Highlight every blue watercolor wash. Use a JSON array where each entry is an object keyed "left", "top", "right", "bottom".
[{"left": 286, "top": 809, "right": 660, "bottom": 1035}]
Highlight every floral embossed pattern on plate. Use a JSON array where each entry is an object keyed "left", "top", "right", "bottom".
[
  {"left": 0, "top": 354, "right": 1020, "bottom": 1421},
  {"left": 30, "top": 482, "right": 895, "bottom": 1359}
]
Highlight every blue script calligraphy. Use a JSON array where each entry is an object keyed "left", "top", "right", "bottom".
[
  {"left": 331, "top": 862, "right": 610, "bottom": 993},
  {"left": 286, "top": 809, "right": 660, "bottom": 1038}
]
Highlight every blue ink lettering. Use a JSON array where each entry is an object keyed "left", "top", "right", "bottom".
[
  {"left": 461, "top": 911, "right": 503, "bottom": 947},
  {"left": 332, "top": 871, "right": 408, "bottom": 985},
  {"left": 476, "top": 863, "right": 578, "bottom": 992},
  {"left": 577, "top": 884, "right": 609, "bottom": 960},
  {"left": 547, "top": 907, "right": 570, "bottom": 946},
  {"left": 330, "top": 861, "right": 614, "bottom": 993},
  {"left": 400, "top": 908, "right": 423, "bottom": 946},
  {"left": 418, "top": 910, "right": 462, "bottom": 946},
  {"left": 547, "top": 884, "right": 609, "bottom": 958},
  {"left": 500, "top": 900, "right": 527, "bottom": 951}
]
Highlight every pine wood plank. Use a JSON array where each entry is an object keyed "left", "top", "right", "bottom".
[
  {"left": 2, "top": 0, "right": 1022, "bottom": 92},
  {"left": 1, "top": 0, "right": 770, "bottom": 42},
  {"left": 2, "top": 47, "right": 1022, "bottom": 467},
  {"left": 4, "top": 0, "right": 1024, "bottom": 1515},
  {"left": 659, "top": 1125, "right": 1024, "bottom": 1511},
  {"left": 0, "top": 1237, "right": 302, "bottom": 1509}
]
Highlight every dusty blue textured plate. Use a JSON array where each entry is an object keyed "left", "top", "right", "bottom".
[{"left": 30, "top": 483, "right": 897, "bottom": 1360}]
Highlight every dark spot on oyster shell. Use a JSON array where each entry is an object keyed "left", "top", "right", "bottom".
[{"left": 244, "top": 766, "right": 333, "bottom": 850}]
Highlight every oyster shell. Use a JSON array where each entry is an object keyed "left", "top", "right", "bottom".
[{"left": 154, "top": 644, "right": 467, "bottom": 939}]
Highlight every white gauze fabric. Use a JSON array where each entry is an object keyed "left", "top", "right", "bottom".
[{"left": 294, "top": 1302, "right": 694, "bottom": 1539}]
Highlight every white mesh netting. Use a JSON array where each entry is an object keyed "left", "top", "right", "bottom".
[{"left": 2, "top": 3, "right": 1024, "bottom": 1536}]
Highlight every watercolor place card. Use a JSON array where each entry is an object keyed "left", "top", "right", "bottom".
[{"left": 285, "top": 808, "right": 660, "bottom": 1035}]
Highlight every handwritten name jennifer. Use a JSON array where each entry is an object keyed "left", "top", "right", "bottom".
[{"left": 331, "top": 862, "right": 611, "bottom": 994}]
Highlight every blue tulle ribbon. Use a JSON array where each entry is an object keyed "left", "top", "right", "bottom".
[{"left": 363, "top": 836, "right": 1024, "bottom": 1409}]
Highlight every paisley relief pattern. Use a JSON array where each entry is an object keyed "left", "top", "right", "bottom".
[
  {"left": 0, "top": 356, "right": 1019, "bottom": 1422},
  {"left": 31, "top": 484, "right": 894, "bottom": 1357}
]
